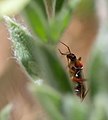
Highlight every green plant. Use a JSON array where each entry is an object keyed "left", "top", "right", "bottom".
[{"left": 1, "top": 0, "right": 108, "bottom": 120}]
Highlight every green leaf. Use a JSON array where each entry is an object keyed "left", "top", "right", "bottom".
[
  {"left": 34, "top": 0, "right": 47, "bottom": 17},
  {"left": 23, "top": 0, "right": 49, "bottom": 42},
  {"left": 0, "top": 105, "right": 12, "bottom": 120},
  {"left": 36, "top": 45, "right": 72, "bottom": 93},
  {"left": 5, "top": 17, "right": 72, "bottom": 93},
  {"left": 55, "top": 0, "right": 65, "bottom": 13},
  {"left": 5, "top": 16, "right": 42, "bottom": 80},
  {"left": 0, "top": 0, "right": 30, "bottom": 19},
  {"left": 49, "top": 0, "right": 80, "bottom": 42},
  {"left": 88, "top": 25, "right": 108, "bottom": 98},
  {"left": 30, "top": 84, "right": 64, "bottom": 120},
  {"left": 23, "top": 0, "right": 80, "bottom": 44}
]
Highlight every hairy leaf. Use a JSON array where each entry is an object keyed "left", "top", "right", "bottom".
[{"left": 5, "top": 17, "right": 72, "bottom": 93}]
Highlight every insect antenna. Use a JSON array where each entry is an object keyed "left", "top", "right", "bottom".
[
  {"left": 60, "top": 41, "right": 71, "bottom": 53},
  {"left": 58, "top": 49, "right": 68, "bottom": 55}
]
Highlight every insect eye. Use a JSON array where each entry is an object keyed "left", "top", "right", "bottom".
[
  {"left": 72, "top": 54, "right": 75, "bottom": 58},
  {"left": 67, "top": 54, "right": 76, "bottom": 61}
]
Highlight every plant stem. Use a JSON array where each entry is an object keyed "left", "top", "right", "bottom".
[{"left": 44, "top": 0, "right": 56, "bottom": 22}]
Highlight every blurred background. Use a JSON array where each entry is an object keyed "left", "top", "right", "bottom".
[
  {"left": 0, "top": 14, "right": 98, "bottom": 120},
  {"left": 0, "top": 0, "right": 100, "bottom": 120}
]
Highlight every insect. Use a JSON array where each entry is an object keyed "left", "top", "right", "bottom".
[{"left": 58, "top": 42, "right": 88, "bottom": 101}]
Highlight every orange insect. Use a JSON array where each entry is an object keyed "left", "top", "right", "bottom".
[{"left": 59, "top": 42, "right": 88, "bottom": 100}]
